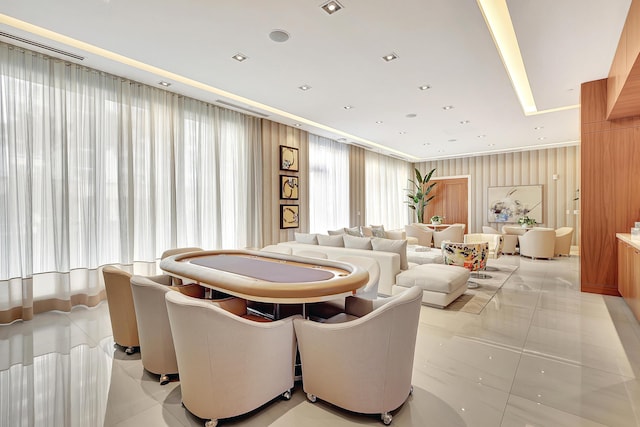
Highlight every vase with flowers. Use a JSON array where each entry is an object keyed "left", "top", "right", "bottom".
[{"left": 517, "top": 216, "right": 536, "bottom": 228}]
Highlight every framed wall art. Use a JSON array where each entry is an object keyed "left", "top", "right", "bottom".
[
  {"left": 488, "top": 185, "right": 543, "bottom": 223},
  {"left": 280, "top": 145, "right": 299, "bottom": 171},
  {"left": 280, "top": 175, "right": 299, "bottom": 200},
  {"left": 280, "top": 205, "right": 299, "bottom": 229}
]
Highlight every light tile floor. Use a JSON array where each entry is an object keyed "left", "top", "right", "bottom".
[{"left": 1, "top": 255, "right": 639, "bottom": 426}]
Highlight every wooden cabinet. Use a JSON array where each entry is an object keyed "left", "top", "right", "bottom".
[{"left": 617, "top": 235, "right": 640, "bottom": 321}]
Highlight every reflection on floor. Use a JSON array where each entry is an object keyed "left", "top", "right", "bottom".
[{"left": 1, "top": 255, "right": 640, "bottom": 427}]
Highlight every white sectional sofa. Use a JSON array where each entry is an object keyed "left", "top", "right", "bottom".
[{"left": 276, "top": 240, "right": 402, "bottom": 296}]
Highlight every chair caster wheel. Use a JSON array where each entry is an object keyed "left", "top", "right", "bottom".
[
  {"left": 282, "top": 390, "right": 291, "bottom": 400},
  {"left": 160, "top": 374, "right": 170, "bottom": 385},
  {"left": 205, "top": 419, "right": 218, "bottom": 427},
  {"left": 124, "top": 346, "right": 136, "bottom": 355},
  {"left": 409, "top": 385, "right": 414, "bottom": 395},
  {"left": 307, "top": 393, "right": 317, "bottom": 403},
  {"left": 381, "top": 412, "right": 393, "bottom": 425}
]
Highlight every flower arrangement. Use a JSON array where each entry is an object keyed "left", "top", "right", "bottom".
[
  {"left": 430, "top": 215, "right": 444, "bottom": 224},
  {"left": 517, "top": 216, "right": 536, "bottom": 227}
]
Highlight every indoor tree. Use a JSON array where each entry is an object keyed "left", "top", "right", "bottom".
[{"left": 405, "top": 168, "right": 437, "bottom": 223}]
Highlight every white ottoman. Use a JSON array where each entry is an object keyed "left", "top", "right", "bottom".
[
  {"left": 406, "top": 245, "right": 444, "bottom": 265},
  {"left": 393, "top": 264, "right": 469, "bottom": 308}
]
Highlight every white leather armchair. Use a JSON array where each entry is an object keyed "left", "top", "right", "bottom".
[
  {"left": 130, "top": 274, "right": 178, "bottom": 385},
  {"left": 518, "top": 228, "right": 556, "bottom": 259},
  {"left": 482, "top": 226, "right": 500, "bottom": 234},
  {"left": 165, "top": 291, "right": 299, "bottom": 427},
  {"left": 293, "top": 286, "right": 422, "bottom": 425},
  {"left": 102, "top": 266, "right": 139, "bottom": 355},
  {"left": 502, "top": 225, "right": 527, "bottom": 254},
  {"left": 464, "top": 233, "right": 504, "bottom": 259},
  {"left": 433, "top": 224, "right": 465, "bottom": 247},
  {"left": 404, "top": 224, "right": 434, "bottom": 247},
  {"left": 554, "top": 227, "right": 574, "bottom": 256}
]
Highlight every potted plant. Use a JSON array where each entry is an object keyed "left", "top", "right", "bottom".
[
  {"left": 430, "top": 215, "right": 444, "bottom": 225},
  {"left": 405, "top": 168, "right": 437, "bottom": 223},
  {"left": 517, "top": 216, "right": 536, "bottom": 228}
]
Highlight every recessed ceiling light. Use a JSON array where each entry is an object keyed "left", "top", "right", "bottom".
[
  {"left": 343, "top": 105, "right": 354, "bottom": 110},
  {"left": 423, "top": 143, "right": 431, "bottom": 146},
  {"left": 406, "top": 113, "right": 417, "bottom": 118},
  {"left": 442, "top": 105, "right": 454, "bottom": 110},
  {"left": 375, "top": 120, "right": 383, "bottom": 124},
  {"left": 158, "top": 81, "right": 171, "bottom": 87},
  {"left": 448, "top": 139, "right": 457, "bottom": 142},
  {"left": 538, "top": 137, "right": 546, "bottom": 140},
  {"left": 488, "top": 143, "right": 496, "bottom": 147},
  {"left": 337, "top": 138, "right": 347, "bottom": 142},
  {"left": 477, "top": 134, "right": 487, "bottom": 138},
  {"left": 298, "top": 84, "right": 312, "bottom": 91},
  {"left": 293, "top": 123, "right": 302, "bottom": 127},
  {"left": 534, "top": 126, "right": 544, "bottom": 130},
  {"left": 269, "top": 29, "right": 290, "bottom": 43},
  {"left": 418, "top": 85, "right": 432, "bottom": 91},
  {"left": 321, "top": 0, "right": 343, "bottom": 15},
  {"left": 437, "top": 149, "right": 444, "bottom": 153},
  {"left": 399, "top": 131, "right": 407, "bottom": 135},
  {"left": 382, "top": 52, "right": 399, "bottom": 62},
  {"left": 460, "top": 120, "right": 470, "bottom": 125},
  {"left": 232, "top": 53, "right": 248, "bottom": 62}
]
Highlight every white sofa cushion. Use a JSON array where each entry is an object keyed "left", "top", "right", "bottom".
[
  {"left": 396, "top": 264, "right": 469, "bottom": 293},
  {"left": 317, "top": 234, "right": 344, "bottom": 247},
  {"left": 371, "top": 237, "right": 408, "bottom": 270},
  {"left": 343, "top": 235, "right": 373, "bottom": 250},
  {"left": 295, "top": 232, "right": 318, "bottom": 244}
]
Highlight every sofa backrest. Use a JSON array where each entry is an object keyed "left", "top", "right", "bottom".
[{"left": 276, "top": 241, "right": 401, "bottom": 296}]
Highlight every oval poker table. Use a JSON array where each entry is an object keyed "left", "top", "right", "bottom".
[{"left": 159, "top": 250, "right": 369, "bottom": 303}]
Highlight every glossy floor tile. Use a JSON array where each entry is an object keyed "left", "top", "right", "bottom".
[{"left": 1, "top": 255, "right": 640, "bottom": 427}]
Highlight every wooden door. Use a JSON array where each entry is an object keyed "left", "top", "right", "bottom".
[{"left": 424, "top": 178, "right": 468, "bottom": 230}]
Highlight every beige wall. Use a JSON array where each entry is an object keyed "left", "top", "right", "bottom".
[
  {"left": 261, "top": 120, "right": 309, "bottom": 246},
  {"left": 415, "top": 146, "right": 581, "bottom": 245}
]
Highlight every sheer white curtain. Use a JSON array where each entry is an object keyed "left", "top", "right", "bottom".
[
  {"left": 364, "top": 151, "right": 412, "bottom": 229},
  {"left": 308, "top": 135, "right": 350, "bottom": 233},
  {"left": 0, "top": 43, "right": 262, "bottom": 323}
]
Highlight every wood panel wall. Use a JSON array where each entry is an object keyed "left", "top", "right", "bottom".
[
  {"left": 581, "top": 79, "right": 640, "bottom": 295},
  {"left": 261, "top": 120, "right": 309, "bottom": 246},
  {"left": 349, "top": 145, "right": 367, "bottom": 227},
  {"left": 607, "top": 0, "right": 640, "bottom": 119},
  {"left": 415, "top": 146, "right": 581, "bottom": 244}
]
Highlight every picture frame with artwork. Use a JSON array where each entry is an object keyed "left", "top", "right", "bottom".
[
  {"left": 280, "top": 175, "right": 299, "bottom": 200},
  {"left": 280, "top": 205, "right": 299, "bottom": 229},
  {"left": 280, "top": 146, "right": 299, "bottom": 171},
  {"left": 487, "top": 185, "right": 543, "bottom": 223}
]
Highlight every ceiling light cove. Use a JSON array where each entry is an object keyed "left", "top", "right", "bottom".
[
  {"left": 232, "top": 53, "right": 248, "bottom": 62},
  {"left": 382, "top": 52, "right": 399, "bottom": 62},
  {"left": 476, "top": 0, "right": 579, "bottom": 116},
  {"left": 321, "top": 0, "right": 343, "bottom": 15}
]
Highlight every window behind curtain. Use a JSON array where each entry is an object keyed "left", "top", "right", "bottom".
[
  {"left": 364, "top": 151, "right": 412, "bottom": 229},
  {"left": 308, "top": 134, "right": 349, "bottom": 234}
]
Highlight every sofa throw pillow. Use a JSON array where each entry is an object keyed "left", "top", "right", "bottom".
[
  {"left": 327, "top": 228, "right": 346, "bottom": 236},
  {"left": 294, "top": 232, "right": 318, "bottom": 245},
  {"left": 360, "top": 226, "right": 373, "bottom": 237},
  {"left": 345, "top": 226, "right": 363, "bottom": 237},
  {"left": 369, "top": 224, "right": 387, "bottom": 238},
  {"left": 317, "top": 234, "right": 345, "bottom": 247},
  {"left": 343, "top": 235, "right": 373, "bottom": 250},
  {"left": 372, "top": 237, "right": 408, "bottom": 270}
]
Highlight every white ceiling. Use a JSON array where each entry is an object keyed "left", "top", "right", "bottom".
[{"left": 0, "top": 0, "right": 631, "bottom": 161}]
